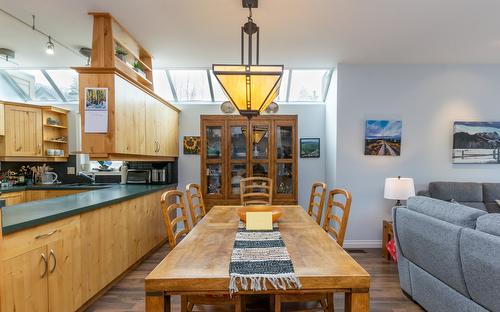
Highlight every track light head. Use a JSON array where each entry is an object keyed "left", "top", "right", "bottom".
[{"left": 46, "top": 36, "right": 54, "bottom": 55}]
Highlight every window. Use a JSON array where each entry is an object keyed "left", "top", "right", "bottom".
[
  {"left": 169, "top": 70, "right": 211, "bottom": 101},
  {"left": 288, "top": 69, "right": 330, "bottom": 102},
  {"left": 153, "top": 70, "right": 174, "bottom": 101},
  {"left": 89, "top": 161, "right": 123, "bottom": 173},
  {"left": 45, "top": 70, "right": 79, "bottom": 102},
  {"left": 209, "top": 70, "right": 227, "bottom": 102},
  {"left": 0, "top": 71, "right": 24, "bottom": 102},
  {"left": 276, "top": 70, "right": 290, "bottom": 102},
  {"left": 6, "top": 70, "right": 60, "bottom": 101}
]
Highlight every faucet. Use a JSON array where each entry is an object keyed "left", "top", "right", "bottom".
[{"left": 77, "top": 171, "right": 96, "bottom": 184}]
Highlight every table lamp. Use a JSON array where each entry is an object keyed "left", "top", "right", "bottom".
[{"left": 384, "top": 176, "right": 415, "bottom": 206}]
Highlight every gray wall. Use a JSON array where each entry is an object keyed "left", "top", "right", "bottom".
[
  {"left": 335, "top": 64, "right": 500, "bottom": 247},
  {"left": 176, "top": 103, "right": 326, "bottom": 210}
]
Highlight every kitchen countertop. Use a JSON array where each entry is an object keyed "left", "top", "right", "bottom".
[{"left": 1, "top": 184, "right": 176, "bottom": 235}]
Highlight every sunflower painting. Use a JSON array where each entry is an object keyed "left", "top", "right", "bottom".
[{"left": 183, "top": 136, "right": 200, "bottom": 155}]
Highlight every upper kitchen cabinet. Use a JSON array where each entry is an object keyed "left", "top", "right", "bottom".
[
  {"left": 74, "top": 13, "right": 179, "bottom": 161},
  {"left": 0, "top": 102, "right": 69, "bottom": 162}
]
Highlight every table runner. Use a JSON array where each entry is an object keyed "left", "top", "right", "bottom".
[{"left": 229, "top": 221, "right": 302, "bottom": 294}]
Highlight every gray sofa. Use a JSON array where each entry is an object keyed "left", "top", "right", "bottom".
[
  {"left": 418, "top": 181, "right": 500, "bottom": 213},
  {"left": 393, "top": 196, "right": 500, "bottom": 312}
]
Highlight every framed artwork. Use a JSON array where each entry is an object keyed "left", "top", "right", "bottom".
[
  {"left": 300, "top": 138, "right": 320, "bottom": 158},
  {"left": 183, "top": 136, "right": 201, "bottom": 155},
  {"left": 364, "top": 120, "right": 402, "bottom": 156},
  {"left": 453, "top": 122, "right": 500, "bottom": 164}
]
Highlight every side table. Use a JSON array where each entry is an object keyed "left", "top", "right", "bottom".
[{"left": 382, "top": 220, "right": 394, "bottom": 259}]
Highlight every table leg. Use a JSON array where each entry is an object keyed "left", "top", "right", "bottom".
[
  {"left": 345, "top": 291, "right": 369, "bottom": 312},
  {"left": 327, "top": 292, "right": 334, "bottom": 312},
  {"left": 145, "top": 291, "right": 170, "bottom": 312},
  {"left": 382, "top": 221, "right": 389, "bottom": 258}
]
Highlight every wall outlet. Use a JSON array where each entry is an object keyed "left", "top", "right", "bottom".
[{"left": 67, "top": 167, "right": 76, "bottom": 175}]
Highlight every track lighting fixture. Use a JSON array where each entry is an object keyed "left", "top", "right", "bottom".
[{"left": 46, "top": 36, "right": 54, "bottom": 55}]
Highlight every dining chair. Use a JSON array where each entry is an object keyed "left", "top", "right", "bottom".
[
  {"left": 307, "top": 182, "right": 327, "bottom": 225},
  {"left": 240, "top": 176, "right": 273, "bottom": 206},
  {"left": 161, "top": 190, "right": 245, "bottom": 312},
  {"left": 185, "top": 183, "right": 206, "bottom": 226},
  {"left": 273, "top": 189, "right": 352, "bottom": 312},
  {"left": 323, "top": 188, "right": 353, "bottom": 247},
  {"left": 160, "top": 190, "right": 191, "bottom": 248}
]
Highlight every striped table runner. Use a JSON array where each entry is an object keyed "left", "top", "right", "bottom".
[{"left": 229, "top": 221, "right": 302, "bottom": 294}]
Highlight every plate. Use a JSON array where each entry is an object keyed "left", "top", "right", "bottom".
[{"left": 238, "top": 206, "right": 283, "bottom": 223}]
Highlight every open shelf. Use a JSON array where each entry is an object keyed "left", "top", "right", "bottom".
[
  {"left": 114, "top": 38, "right": 152, "bottom": 72},
  {"left": 43, "top": 124, "right": 67, "bottom": 129},
  {"left": 114, "top": 57, "right": 153, "bottom": 87},
  {"left": 44, "top": 140, "right": 68, "bottom": 144}
]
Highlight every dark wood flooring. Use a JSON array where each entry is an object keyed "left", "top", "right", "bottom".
[{"left": 86, "top": 246, "right": 423, "bottom": 312}]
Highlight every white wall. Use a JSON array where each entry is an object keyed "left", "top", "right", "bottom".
[
  {"left": 177, "top": 103, "right": 326, "bottom": 209},
  {"left": 335, "top": 64, "right": 500, "bottom": 247}
]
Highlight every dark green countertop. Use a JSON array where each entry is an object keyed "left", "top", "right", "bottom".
[{"left": 1, "top": 184, "right": 176, "bottom": 235}]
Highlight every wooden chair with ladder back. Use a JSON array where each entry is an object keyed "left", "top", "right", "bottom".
[
  {"left": 307, "top": 182, "right": 327, "bottom": 225},
  {"left": 273, "top": 188, "right": 352, "bottom": 312},
  {"left": 160, "top": 190, "right": 245, "bottom": 312},
  {"left": 185, "top": 183, "right": 207, "bottom": 226},
  {"left": 240, "top": 177, "right": 273, "bottom": 206}
]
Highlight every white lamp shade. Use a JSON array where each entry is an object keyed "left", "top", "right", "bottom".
[{"left": 384, "top": 177, "right": 415, "bottom": 200}]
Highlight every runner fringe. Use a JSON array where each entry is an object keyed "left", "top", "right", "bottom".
[{"left": 229, "top": 273, "right": 302, "bottom": 295}]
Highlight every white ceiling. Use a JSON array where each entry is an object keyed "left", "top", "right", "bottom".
[{"left": 2, "top": 0, "right": 500, "bottom": 69}]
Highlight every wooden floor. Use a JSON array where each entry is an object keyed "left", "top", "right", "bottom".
[{"left": 86, "top": 246, "right": 423, "bottom": 312}]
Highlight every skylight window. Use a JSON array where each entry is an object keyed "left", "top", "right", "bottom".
[
  {"left": 6, "top": 69, "right": 60, "bottom": 102},
  {"left": 169, "top": 70, "right": 211, "bottom": 102},
  {"left": 45, "top": 70, "right": 79, "bottom": 102},
  {"left": 209, "top": 70, "right": 227, "bottom": 102},
  {"left": 288, "top": 69, "right": 330, "bottom": 102},
  {"left": 0, "top": 71, "right": 24, "bottom": 102},
  {"left": 276, "top": 70, "right": 290, "bottom": 102},
  {"left": 153, "top": 70, "right": 174, "bottom": 101}
]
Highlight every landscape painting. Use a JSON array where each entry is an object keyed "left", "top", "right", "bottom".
[
  {"left": 453, "top": 122, "right": 500, "bottom": 164},
  {"left": 364, "top": 120, "right": 402, "bottom": 156}
]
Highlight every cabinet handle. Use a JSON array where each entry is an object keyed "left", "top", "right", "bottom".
[
  {"left": 35, "top": 229, "right": 57, "bottom": 240},
  {"left": 40, "top": 253, "right": 48, "bottom": 278},
  {"left": 15, "top": 147, "right": 22, "bottom": 151},
  {"left": 49, "top": 249, "right": 56, "bottom": 273},
  {"left": 156, "top": 141, "right": 160, "bottom": 152}
]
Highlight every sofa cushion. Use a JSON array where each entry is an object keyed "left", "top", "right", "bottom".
[
  {"left": 458, "top": 202, "right": 487, "bottom": 212},
  {"left": 429, "top": 182, "right": 483, "bottom": 202},
  {"left": 476, "top": 214, "right": 500, "bottom": 237},
  {"left": 407, "top": 196, "right": 486, "bottom": 229},
  {"left": 460, "top": 228, "right": 500, "bottom": 312},
  {"left": 482, "top": 183, "right": 500, "bottom": 202},
  {"left": 395, "top": 207, "right": 470, "bottom": 297},
  {"left": 485, "top": 203, "right": 500, "bottom": 213}
]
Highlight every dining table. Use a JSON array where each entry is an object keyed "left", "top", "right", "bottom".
[{"left": 145, "top": 205, "right": 371, "bottom": 311}]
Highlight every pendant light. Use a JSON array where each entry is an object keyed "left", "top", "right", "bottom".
[
  {"left": 46, "top": 35, "right": 54, "bottom": 55},
  {"left": 213, "top": 0, "right": 283, "bottom": 118}
]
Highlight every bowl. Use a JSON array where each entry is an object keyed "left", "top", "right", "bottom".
[{"left": 238, "top": 206, "right": 283, "bottom": 223}]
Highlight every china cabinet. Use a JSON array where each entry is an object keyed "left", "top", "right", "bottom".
[{"left": 200, "top": 115, "right": 297, "bottom": 209}]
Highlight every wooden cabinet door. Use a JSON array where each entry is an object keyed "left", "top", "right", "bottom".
[
  {"left": 46, "top": 222, "right": 82, "bottom": 312},
  {"left": 0, "top": 191, "right": 25, "bottom": 206},
  {"left": 145, "top": 97, "right": 160, "bottom": 156},
  {"left": 4, "top": 105, "right": 43, "bottom": 157},
  {"left": 1, "top": 246, "right": 49, "bottom": 312},
  {"left": 159, "top": 104, "right": 179, "bottom": 157},
  {"left": 114, "top": 76, "right": 146, "bottom": 155}
]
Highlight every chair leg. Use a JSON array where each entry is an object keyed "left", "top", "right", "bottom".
[
  {"left": 274, "top": 295, "right": 282, "bottom": 312},
  {"left": 327, "top": 293, "right": 334, "bottom": 312},
  {"left": 181, "top": 296, "right": 189, "bottom": 312}
]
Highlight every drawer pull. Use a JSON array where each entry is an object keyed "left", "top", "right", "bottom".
[
  {"left": 35, "top": 230, "right": 57, "bottom": 239},
  {"left": 40, "top": 253, "right": 48, "bottom": 278},
  {"left": 49, "top": 249, "right": 56, "bottom": 273}
]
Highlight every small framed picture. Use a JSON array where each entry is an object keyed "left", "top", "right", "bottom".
[
  {"left": 300, "top": 138, "right": 320, "bottom": 158},
  {"left": 183, "top": 136, "right": 201, "bottom": 155}
]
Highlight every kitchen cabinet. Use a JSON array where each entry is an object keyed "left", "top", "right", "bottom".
[
  {"left": 0, "top": 216, "right": 81, "bottom": 312},
  {"left": 200, "top": 115, "right": 298, "bottom": 209},
  {"left": 0, "top": 191, "right": 25, "bottom": 206},
  {"left": 0, "top": 102, "right": 69, "bottom": 162},
  {"left": 4, "top": 105, "right": 43, "bottom": 157}
]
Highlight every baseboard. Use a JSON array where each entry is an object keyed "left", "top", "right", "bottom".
[{"left": 343, "top": 240, "right": 382, "bottom": 249}]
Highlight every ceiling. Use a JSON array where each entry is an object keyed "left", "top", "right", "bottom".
[{"left": 2, "top": 0, "right": 500, "bottom": 69}]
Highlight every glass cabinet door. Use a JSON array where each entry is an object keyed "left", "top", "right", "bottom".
[
  {"left": 229, "top": 124, "right": 248, "bottom": 195},
  {"left": 276, "top": 163, "right": 293, "bottom": 194},
  {"left": 206, "top": 126, "right": 222, "bottom": 159},
  {"left": 251, "top": 125, "right": 269, "bottom": 160},
  {"left": 230, "top": 163, "right": 247, "bottom": 194},
  {"left": 206, "top": 164, "right": 222, "bottom": 195},
  {"left": 276, "top": 126, "right": 293, "bottom": 159},
  {"left": 230, "top": 126, "right": 247, "bottom": 160}
]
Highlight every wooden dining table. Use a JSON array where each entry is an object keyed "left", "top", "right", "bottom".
[{"left": 145, "top": 205, "right": 370, "bottom": 311}]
